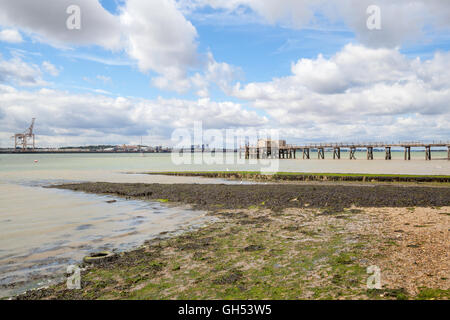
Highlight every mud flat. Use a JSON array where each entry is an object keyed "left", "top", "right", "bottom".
[{"left": 15, "top": 182, "right": 450, "bottom": 300}]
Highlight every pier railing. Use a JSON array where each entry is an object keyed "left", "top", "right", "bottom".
[{"left": 242, "top": 141, "right": 450, "bottom": 160}]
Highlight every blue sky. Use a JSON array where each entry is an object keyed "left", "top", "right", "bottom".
[
  {"left": 0, "top": 0, "right": 449, "bottom": 147},
  {"left": 1, "top": 3, "right": 356, "bottom": 100}
]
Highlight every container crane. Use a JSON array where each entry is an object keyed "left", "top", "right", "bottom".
[{"left": 12, "top": 118, "right": 36, "bottom": 150}]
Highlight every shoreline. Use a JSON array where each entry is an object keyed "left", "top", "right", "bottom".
[
  {"left": 48, "top": 182, "right": 450, "bottom": 211},
  {"left": 144, "top": 171, "right": 450, "bottom": 184},
  {"left": 13, "top": 181, "right": 450, "bottom": 300}
]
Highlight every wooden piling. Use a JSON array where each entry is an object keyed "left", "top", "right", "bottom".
[
  {"left": 425, "top": 146, "right": 431, "bottom": 161},
  {"left": 303, "top": 148, "right": 310, "bottom": 160},
  {"left": 333, "top": 147, "right": 340, "bottom": 160},
  {"left": 367, "top": 147, "right": 374, "bottom": 160},
  {"left": 349, "top": 147, "right": 356, "bottom": 160},
  {"left": 404, "top": 146, "right": 411, "bottom": 160},
  {"left": 385, "top": 146, "right": 391, "bottom": 160},
  {"left": 318, "top": 147, "right": 324, "bottom": 159},
  {"left": 243, "top": 141, "right": 449, "bottom": 162}
]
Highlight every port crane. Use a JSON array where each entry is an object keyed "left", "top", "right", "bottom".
[{"left": 12, "top": 118, "right": 36, "bottom": 150}]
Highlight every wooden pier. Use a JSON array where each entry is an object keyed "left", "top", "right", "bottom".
[{"left": 242, "top": 141, "right": 450, "bottom": 161}]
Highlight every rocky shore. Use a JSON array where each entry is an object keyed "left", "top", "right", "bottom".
[
  {"left": 50, "top": 182, "right": 450, "bottom": 211},
  {"left": 15, "top": 182, "right": 450, "bottom": 300}
]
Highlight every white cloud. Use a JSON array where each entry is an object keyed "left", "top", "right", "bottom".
[
  {"left": 0, "top": 0, "right": 122, "bottom": 49},
  {"left": 0, "top": 55, "right": 47, "bottom": 87},
  {"left": 0, "top": 87, "right": 267, "bottom": 147},
  {"left": 121, "top": 0, "right": 198, "bottom": 75},
  {"left": 190, "top": 52, "right": 242, "bottom": 97},
  {"left": 0, "top": 28, "right": 23, "bottom": 43},
  {"left": 230, "top": 44, "right": 450, "bottom": 141},
  {"left": 96, "top": 75, "right": 112, "bottom": 84},
  {"left": 184, "top": 0, "right": 450, "bottom": 47},
  {"left": 0, "top": 0, "right": 235, "bottom": 93},
  {"left": 42, "top": 61, "right": 61, "bottom": 76}
]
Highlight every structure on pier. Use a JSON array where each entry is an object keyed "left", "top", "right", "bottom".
[
  {"left": 12, "top": 118, "right": 36, "bottom": 150},
  {"left": 242, "top": 141, "right": 450, "bottom": 161}
]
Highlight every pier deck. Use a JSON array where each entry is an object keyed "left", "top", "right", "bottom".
[{"left": 242, "top": 142, "right": 450, "bottom": 160}]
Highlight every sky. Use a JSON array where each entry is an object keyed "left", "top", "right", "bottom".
[{"left": 0, "top": 0, "right": 449, "bottom": 147}]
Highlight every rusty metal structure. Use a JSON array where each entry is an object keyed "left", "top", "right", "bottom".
[{"left": 12, "top": 118, "right": 36, "bottom": 150}]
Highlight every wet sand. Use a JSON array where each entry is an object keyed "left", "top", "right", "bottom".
[{"left": 0, "top": 184, "right": 211, "bottom": 298}]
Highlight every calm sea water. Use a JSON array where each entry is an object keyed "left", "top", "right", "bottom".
[{"left": 0, "top": 152, "right": 449, "bottom": 297}]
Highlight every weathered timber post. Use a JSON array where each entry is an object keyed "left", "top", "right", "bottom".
[
  {"left": 425, "top": 146, "right": 431, "bottom": 161},
  {"left": 245, "top": 145, "right": 249, "bottom": 159},
  {"left": 303, "top": 148, "right": 310, "bottom": 159},
  {"left": 318, "top": 147, "right": 324, "bottom": 159},
  {"left": 404, "top": 146, "right": 411, "bottom": 160},
  {"left": 367, "top": 147, "right": 374, "bottom": 160},
  {"left": 333, "top": 147, "right": 341, "bottom": 159},
  {"left": 448, "top": 146, "right": 450, "bottom": 160},
  {"left": 349, "top": 147, "right": 356, "bottom": 160},
  {"left": 385, "top": 146, "right": 391, "bottom": 160}
]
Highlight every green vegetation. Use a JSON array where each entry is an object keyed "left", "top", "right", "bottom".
[
  {"left": 19, "top": 182, "right": 448, "bottom": 300},
  {"left": 146, "top": 171, "right": 450, "bottom": 179},
  {"left": 19, "top": 205, "right": 444, "bottom": 300},
  {"left": 144, "top": 171, "right": 450, "bottom": 185},
  {"left": 367, "top": 288, "right": 409, "bottom": 300},
  {"left": 416, "top": 287, "right": 450, "bottom": 300}
]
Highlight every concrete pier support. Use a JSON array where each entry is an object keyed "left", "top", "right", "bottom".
[
  {"left": 425, "top": 146, "right": 431, "bottom": 161},
  {"left": 349, "top": 147, "right": 356, "bottom": 160},
  {"left": 385, "top": 147, "right": 391, "bottom": 160},
  {"left": 367, "top": 147, "right": 374, "bottom": 160},
  {"left": 333, "top": 147, "right": 341, "bottom": 159},
  {"left": 318, "top": 147, "right": 325, "bottom": 159},
  {"left": 404, "top": 146, "right": 411, "bottom": 160}
]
